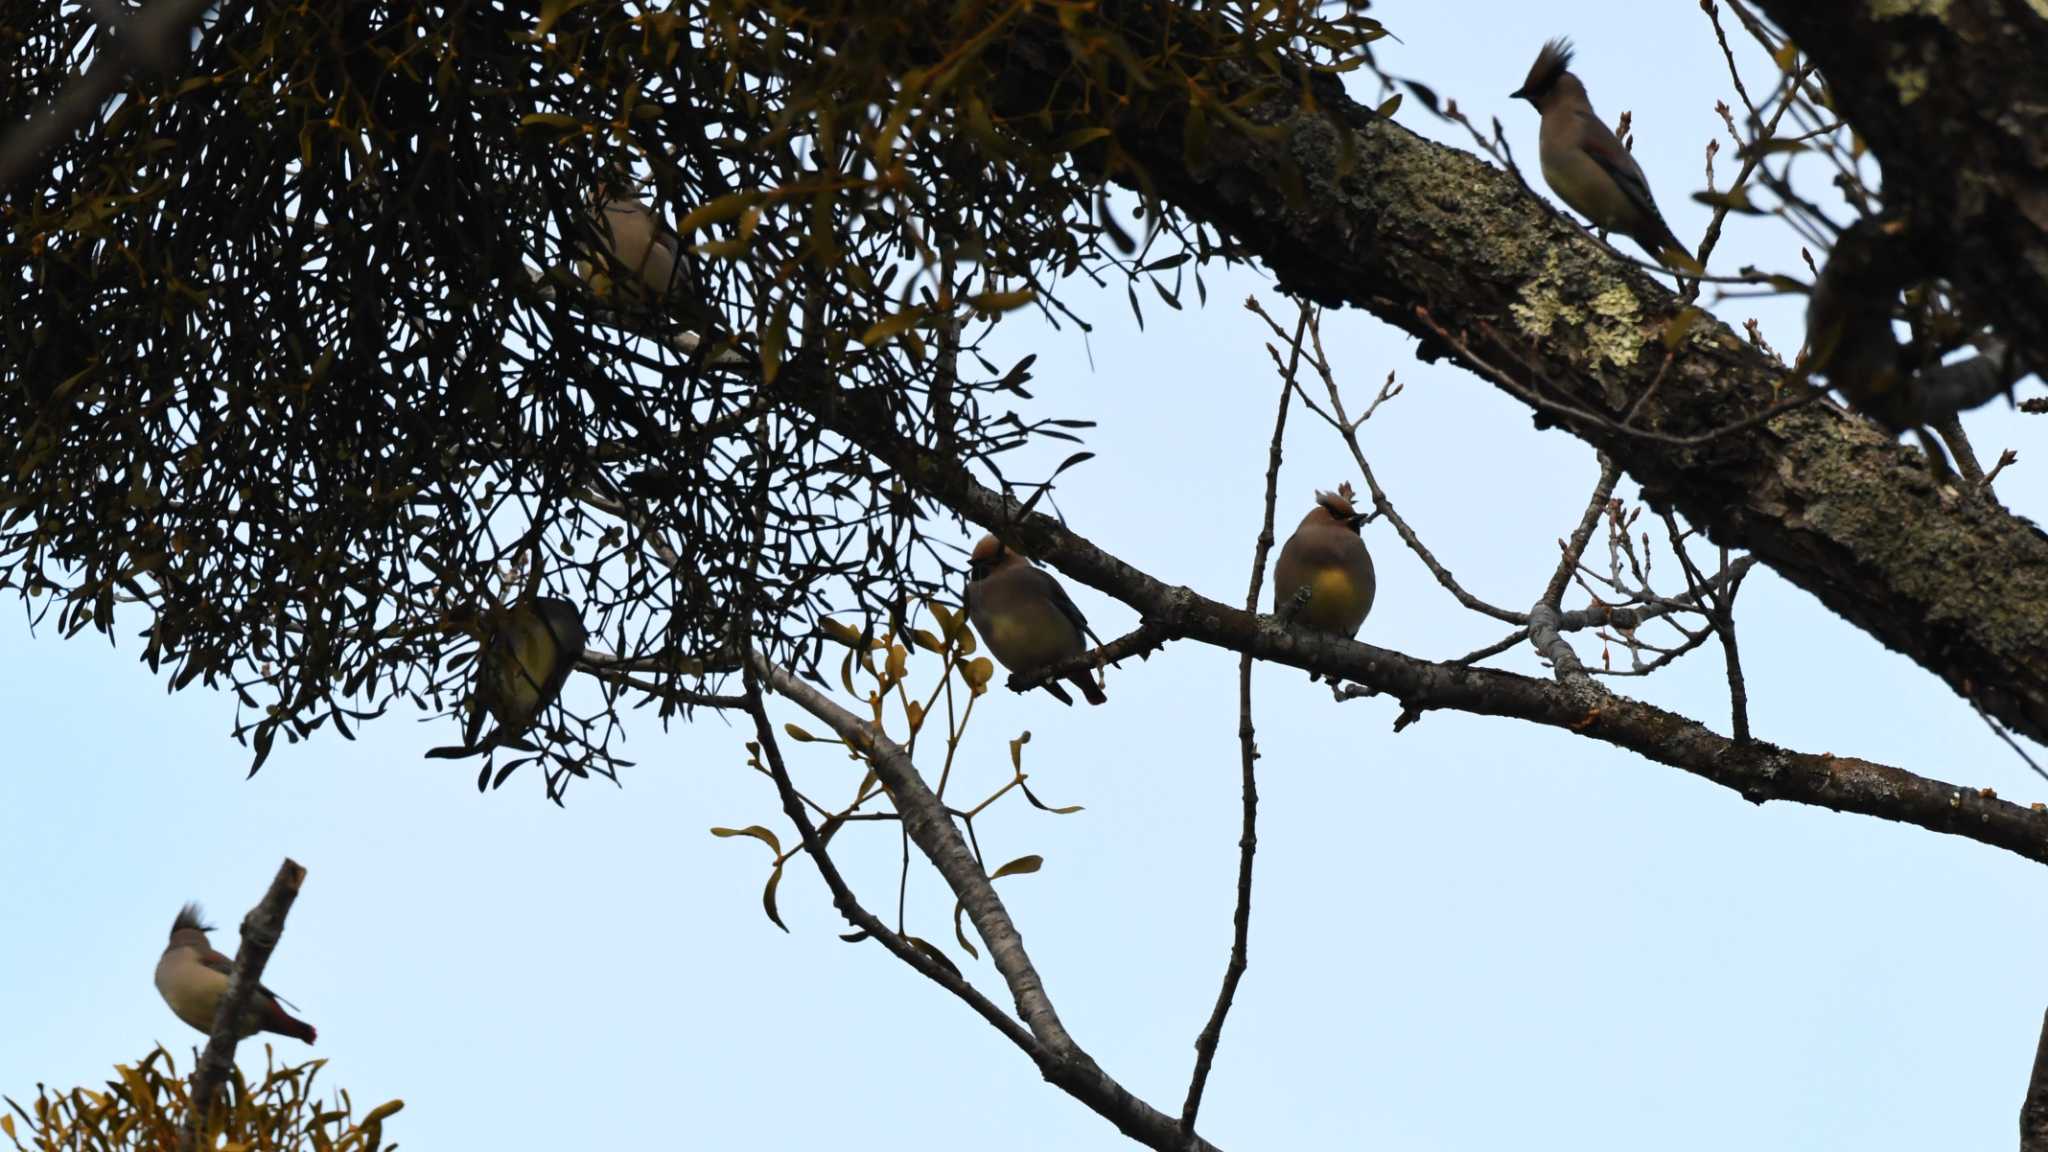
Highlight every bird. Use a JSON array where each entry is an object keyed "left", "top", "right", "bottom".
[
  {"left": 1805, "top": 215, "right": 1916, "bottom": 433},
  {"left": 154, "top": 904, "right": 316, "bottom": 1045},
  {"left": 1273, "top": 483, "right": 1376, "bottom": 682},
  {"left": 1512, "top": 38, "right": 1697, "bottom": 272},
  {"left": 964, "top": 534, "right": 1106, "bottom": 706},
  {"left": 581, "top": 171, "right": 686, "bottom": 305},
  {"left": 426, "top": 596, "right": 588, "bottom": 759}
]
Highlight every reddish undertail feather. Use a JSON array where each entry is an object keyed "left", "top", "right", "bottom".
[
  {"left": 1071, "top": 674, "right": 1107, "bottom": 706},
  {"left": 269, "top": 1005, "right": 317, "bottom": 1044}
]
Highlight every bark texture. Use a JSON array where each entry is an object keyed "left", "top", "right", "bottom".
[
  {"left": 979, "top": 9, "right": 2048, "bottom": 741},
  {"left": 1753, "top": 0, "right": 2048, "bottom": 377}
]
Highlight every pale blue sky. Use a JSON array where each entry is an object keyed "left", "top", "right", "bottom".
[{"left": 7, "top": 4, "right": 2047, "bottom": 1149}]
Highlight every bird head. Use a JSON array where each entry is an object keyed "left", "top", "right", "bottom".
[
  {"left": 1314, "top": 483, "right": 1368, "bottom": 533},
  {"left": 967, "top": 534, "right": 1008, "bottom": 581},
  {"left": 1510, "top": 37, "right": 1575, "bottom": 107},
  {"left": 169, "top": 902, "right": 214, "bottom": 947}
]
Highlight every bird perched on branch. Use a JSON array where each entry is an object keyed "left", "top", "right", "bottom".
[
  {"left": 1512, "top": 38, "right": 1698, "bottom": 273},
  {"left": 1274, "top": 484, "right": 1376, "bottom": 682},
  {"left": 1805, "top": 214, "right": 2021, "bottom": 477},
  {"left": 154, "top": 904, "right": 316, "bottom": 1045},
  {"left": 426, "top": 596, "right": 588, "bottom": 759},
  {"left": 964, "top": 534, "right": 1106, "bottom": 706},
  {"left": 580, "top": 169, "right": 687, "bottom": 305}
]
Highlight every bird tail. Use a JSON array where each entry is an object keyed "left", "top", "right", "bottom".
[
  {"left": 1041, "top": 681, "right": 1076, "bottom": 706},
  {"left": 1637, "top": 217, "right": 1702, "bottom": 275},
  {"left": 1071, "top": 673, "right": 1107, "bottom": 706},
  {"left": 268, "top": 1007, "right": 317, "bottom": 1045}
]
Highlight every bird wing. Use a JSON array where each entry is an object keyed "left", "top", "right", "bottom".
[
  {"left": 1034, "top": 568, "right": 1097, "bottom": 645},
  {"left": 198, "top": 946, "right": 296, "bottom": 1010},
  {"left": 1575, "top": 113, "right": 1665, "bottom": 226}
]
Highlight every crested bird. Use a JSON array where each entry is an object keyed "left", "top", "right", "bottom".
[
  {"left": 582, "top": 171, "right": 687, "bottom": 304},
  {"left": 1512, "top": 38, "right": 1697, "bottom": 272},
  {"left": 426, "top": 596, "right": 588, "bottom": 759},
  {"left": 154, "top": 903, "right": 316, "bottom": 1044},
  {"left": 1273, "top": 483, "right": 1376, "bottom": 683},
  {"left": 964, "top": 534, "right": 1106, "bottom": 706}
]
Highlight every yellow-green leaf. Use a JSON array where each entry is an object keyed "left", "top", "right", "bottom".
[
  {"left": 906, "top": 935, "right": 960, "bottom": 978},
  {"left": 675, "top": 191, "right": 760, "bottom": 237},
  {"left": 710, "top": 825, "right": 783, "bottom": 855},
  {"left": 952, "top": 899, "right": 980, "bottom": 960},
  {"left": 784, "top": 723, "right": 818, "bottom": 743},
  {"left": 1009, "top": 730, "right": 1031, "bottom": 771},
  {"left": 964, "top": 289, "right": 1035, "bottom": 316},
  {"left": 861, "top": 307, "right": 927, "bottom": 347},
  {"left": 962, "top": 656, "right": 995, "bottom": 692},
  {"left": 763, "top": 864, "right": 789, "bottom": 932},
  {"left": 991, "top": 854, "right": 1043, "bottom": 880},
  {"left": 359, "top": 1100, "right": 405, "bottom": 1125}
]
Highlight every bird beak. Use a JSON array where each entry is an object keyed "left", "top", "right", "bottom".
[{"left": 1509, "top": 86, "right": 1527, "bottom": 101}]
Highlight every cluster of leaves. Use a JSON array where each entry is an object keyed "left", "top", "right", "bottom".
[
  {"left": 1, "top": 1046, "right": 401, "bottom": 1152},
  {"left": 714, "top": 600, "right": 1077, "bottom": 963},
  {"left": 0, "top": 0, "right": 1384, "bottom": 793}
]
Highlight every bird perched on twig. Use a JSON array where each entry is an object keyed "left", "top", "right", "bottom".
[
  {"left": 154, "top": 904, "right": 316, "bottom": 1045},
  {"left": 580, "top": 169, "right": 688, "bottom": 305},
  {"left": 964, "top": 534, "right": 1106, "bottom": 706},
  {"left": 426, "top": 596, "right": 588, "bottom": 759},
  {"left": 1512, "top": 38, "right": 1698, "bottom": 273},
  {"left": 1274, "top": 484, "right": 1376, "bottom": 683},
  {"left": 1805, "top": 214, "right": 2020, "bottom": 478}
]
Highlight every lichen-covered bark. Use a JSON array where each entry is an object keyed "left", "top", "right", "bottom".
[
  {"left": 978, "top": 9, "right": 2048, "bottom": 742},
  {"left": 1751, "top": 0, "right": 2048, "bottom": 377}
]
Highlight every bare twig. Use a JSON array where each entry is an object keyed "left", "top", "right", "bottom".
[
  {"left": 1543, "top": 456, "right": 1622, "bottom": 609},
  {"left": 1181, "top": 300, "right": 1299, "bottom": 1133},
  {"left": 179, "top": 858, "right": 307, "bottom": 1152}
]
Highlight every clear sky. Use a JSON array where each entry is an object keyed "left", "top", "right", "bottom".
[{"left": 7, "top": 3, "right": 2047, "bottom": 1149}]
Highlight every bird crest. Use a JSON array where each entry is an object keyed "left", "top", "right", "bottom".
[
  {"left": 1315, "top": 482, "right": 1360, "bottom": 521},
  {"left": 173, "top": 903, "right": 213, "bottom": 934},
  {"left": 1514, "top": 38, "right": 1574, "bottom": 102}
]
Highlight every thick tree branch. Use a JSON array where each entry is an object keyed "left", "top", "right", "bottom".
[
  {"left": 1747, "top": 0, "right": 2048, "bottom": 379},
  {"left": 179, "top": 857, "right": 306, "bottom": 1152},
  {"left": 2023, "top": 1007, "right": 2048, "bottom": 1152},
  {"left": 972, "top": 3, "right": 2048, "bottom": 744},
  {"left": 753, "top": 654, "right": 1221, "bottom": 1152},
  {"left": 781, "top": 370, "right": 2048, "bottom": 868}
]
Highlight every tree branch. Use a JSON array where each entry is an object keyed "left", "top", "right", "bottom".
[
  {"left": 1745, "top": 0, "right": 2048, "bottom": 379},
  {"left": 1182, "top": 302, "right": 1299, "bottom": 1132},
  {"left": 752, "top": 654, "right": 1221, "bottom": 1152},
  {"left": 969, "top": 0, "right": 2048, "bottom": 744},
  {"left": 2023, "top": 1006, "right": 2048, "bottom": 1152},
  {"left": 179, "top": 857, "right": 306, "bottom": 1152},
  {"left": 779, "top": 370, "right": 2048, "bottom": 869}
]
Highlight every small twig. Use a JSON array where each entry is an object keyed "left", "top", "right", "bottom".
[
  {"left": 0, "top": 0, "right": 218, "bottom": 191},
  {"left": 1415, "top": 309, "right": 1827, "bottom": 450},
  {"left": 1006, "top": 618, "right": 1173, "bottom": 696},
  {"left": 1257, "top": 302, "right": 1523, "bottom": 625},
  {"left": 1982, "top": 449, "right": 2018, "bottom": 492},
  {"left": 1975, "top": 703, "right": 2048, "bottom": 784},
  {"left": 179, "top": 858, "right": 307, "bottom": 1152},
  {"left": 1931, "top": 411, "right": 1985, "bottom": 484},
  {"left": 1543, "top": 456, "right": 1622, "bottom": 609},
  {"left": 1182, "top": 300, "right": 1298, "bottom": 1136}
]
